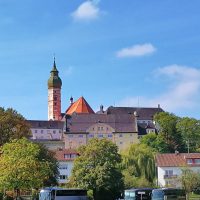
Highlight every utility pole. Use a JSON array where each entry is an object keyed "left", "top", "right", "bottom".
[{"left": 187, "top": 139, "right": 190, "bottom": 154}]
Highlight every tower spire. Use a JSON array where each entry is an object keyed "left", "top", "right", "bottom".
[
  {"left": 48, "top": 57, "right": 62, "bottom": 121},
  {"left": 53, "top": 55, "right": 57, "bottom": 70}
]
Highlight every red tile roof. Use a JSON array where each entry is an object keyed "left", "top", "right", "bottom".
[
  {"left": 66, "top": 96, "right": 94, "bottom": 115},
  {"left": 156, "top": 153, "right": 200, "bottom": 167},
  {"left": 54, "top": 149, "right": 79, "bottom": 161}
]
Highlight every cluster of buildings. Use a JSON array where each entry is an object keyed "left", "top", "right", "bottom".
[{"left": 27, "top": 60, "right": 200, "bottom": 187}]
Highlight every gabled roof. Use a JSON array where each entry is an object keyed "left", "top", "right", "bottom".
[
  {"left": 106, "top": 106, "right": 164, "bottom": 120},
  {"left": 54, "top": 149, "right": 79, "bottom": 161},
  {"left": 156, "top": 153, "right": 200, "bottom": 167},
  {"left": 27, "top": 120, "right": 64, "bottom": 129},
  {"left": 66, "top": 96, "right": 95, "bottom": 115},
  {"left": 65, "top": 113, "right": 137, "bottom": 133}
]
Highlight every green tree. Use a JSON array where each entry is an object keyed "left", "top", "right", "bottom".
[
  {"left": 0, "top": 138, "right": 58, "bottom": 196},
  {"left": 154, "top": 112, "right": 184, "bottom": 152},
  {"left": 122, "top": 144, "right": 155, "bottom": 188},
  {"left": 70, "top": 138, "right": 124, "bottom": 200},
  {"left": 176, "top": 117, "right": 200, "bottom": 153},
  {"left": 180, "top": 168, "right": 200, "bottom": 200},
  {"left": 140, "top": 133, "right": 168, "bottom": 153},
  {"left": 35, "top": 143, "right": 59, "bottom": 186},
  {"left": 0, "top": 107, "right": 31, "bottom": 146}
]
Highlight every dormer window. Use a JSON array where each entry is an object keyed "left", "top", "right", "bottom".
[
  {"left": 187, "top": 159, "right": 193, "bottom": 164},
  {"left": 64, "top": 154, "right": 70, "bottom": 159},
  {"left": 195, "top": 159, "right": 200, "bottom": 164}
]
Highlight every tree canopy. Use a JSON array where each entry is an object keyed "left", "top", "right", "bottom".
[
  {"left": 176, "top": 117, "right": 200, "bottom": 153},
  {"left": 70, "top": 138, "right": 124, "bottom": 200},
  {"left": 140, "top": 132, "right": 168, "bottom": 153},
  {"left": 121, "top": 144, "right": 156, "bottom": 188},
  {"left": 148, "top": 112, "right": 200, "bottom": 153},
  {"left": 180, "top": 168, "right": 200, "bottom": 199},
  {"left": 0, "top": 138, "right": 59, "bottom": 192},
  {"left": 0, "top": 107, "right": 31, "bottom": 146},
  {"left": 154, "top": 112, "right": 184, "bottom": 152}
]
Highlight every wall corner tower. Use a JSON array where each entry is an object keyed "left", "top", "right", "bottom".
[{"left": 48, "top": 58, "right": 62, "bottom": 121}]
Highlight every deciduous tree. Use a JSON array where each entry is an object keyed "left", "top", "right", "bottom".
[
  {"left": 0, "top": 138, "right": 59, "bottom": 196},
  {"left": 140, "top": 133, "right": 168, "bottom": 153},
  {"left": 122, "top": 144, "right": 155, "bottom": 188},
  {"left": 154, "top": 112, "right": 184, "bottom": 152},
  {"left": 70, "top": 138, "right": 124, "bottom": 200},
  {"left": 0, "top": 108, "right": 31, "bottom": 146},
  {"left": 176, "top": 117, "right": 200, "bottom": 153},
  {"left": 180, "top": 168, "right": 200, "bottom": 200}
]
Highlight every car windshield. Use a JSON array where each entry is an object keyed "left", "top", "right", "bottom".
[
  {"left": 39, "top": 190, "right": 51, "bottom": 200},
  {"left": 152, "top": 190, "right": 164, "bottom": 200}
]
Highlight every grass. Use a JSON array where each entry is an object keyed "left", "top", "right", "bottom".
[{"left": 189, "top": 193, "right": 200, "bottom": 200}]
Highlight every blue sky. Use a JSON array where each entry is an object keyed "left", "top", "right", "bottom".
[{"left": 1, "top": 0, "right": 200, "bottom": 120}]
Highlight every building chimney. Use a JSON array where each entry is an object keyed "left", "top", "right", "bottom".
[
  {"left": 175, "top": 150, "right": 179, "bottom": 155},
  {"left": 100, "top": 105, "right": 104, "bottom": 113},
  {"left": 134, "top": 111, "right": 139, "bottom": 117},
  {"left": 70, "top": 96, "right": 73, "bottom": 105}
]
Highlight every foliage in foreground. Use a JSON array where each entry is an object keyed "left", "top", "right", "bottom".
[
  {"left": 70, "top": 138, "right": 124, "bottom": 200},
  {"left": 0, "top": 138, "right": 59, "bottom": 193},
  {"left": 180, "top": 168, "right": 200, "bottom": 199},
  {"left": 121, "top": 143, "right": 156, "bottom": 189}
]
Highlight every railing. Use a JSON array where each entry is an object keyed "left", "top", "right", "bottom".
[{"left": 163, "top": 174, "right": 178, "bottom": 179}]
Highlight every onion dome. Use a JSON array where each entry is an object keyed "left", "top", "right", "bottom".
[{"left": 48, "top": 58, "right": 62, "bottom": 89}]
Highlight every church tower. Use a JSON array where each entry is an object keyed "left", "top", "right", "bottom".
[{"left": 48, "top": 58, "right": 62, "bottom": 120}]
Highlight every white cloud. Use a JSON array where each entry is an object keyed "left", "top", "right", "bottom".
[
  {"left": 71, "top": 1, "right": 100, "bottom": 21},
  {"left": 116, "top": 43, "right": 156, "bottom": 58},
  {"left": 118, "top": 65, "right": 200, "bottom": 114}
]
